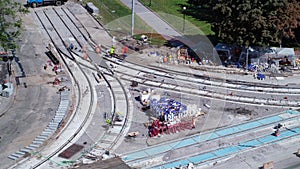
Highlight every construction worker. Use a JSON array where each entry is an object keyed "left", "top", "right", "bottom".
[
  {"left": 82, "top": 45, "right": 86, "bottom": 52},
  {"left": 68, "top": 43, "right": 74, "bottom": 50},
  {"left": 122, "top": 46, "right": 128, "bottom": 58},
  {"left": 109, "top": 46, "right": 115, "bottom": 57},
  {"left": 95, "top": 45, "right": 101, "bottom": 54}
]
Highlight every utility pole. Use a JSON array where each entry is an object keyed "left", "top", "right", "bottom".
[
  {"left": 131, "top": 0, "right": 135, "bottom": 37},
  {"left": 182, "top": 6, "right": 186, "bottom": 33}
]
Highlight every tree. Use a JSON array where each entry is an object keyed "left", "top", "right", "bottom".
[
  {"left": 271, "top": 0, "right": 300, "bottom": 46},
  {"left": 0, "top": 0, "right": 28, "bottom": 51},
  {"left": 188, "top": 0, "right": 300, "bottom": 47}
]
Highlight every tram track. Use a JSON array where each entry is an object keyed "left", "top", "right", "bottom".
[
  {"left": 56, "top": 5, "right": 130, "bottom": 155},
  {"left": 56, "top": 7, "right": 300, "bottom": 168},
  {"left": 121, "top": 110, "right": 300, "bottom": 168},
  {"left": 59, "top": 2, "right": 300, "bottom": 107},
  {"left": 150, "top": 126, "right": 300, "bottom": 169},
  {"left": 12, "top": 8, "right": 96, "bottom": 168},
  {"left": 105, "top": 57, "right": 300, "bottom": 94},
  {"left": 57, "top": 3, "right": 300, "bottom": 103},
  {"left": 12, "top": 6, "right": 132, "bottom": 168},
  {"left": 102, "top": 58, "right": 300, "bottom": 108},
  {"left": 48, "top": 3, "right": 300, "bottom": 168},
  {"left": 57, "top": 3, "right": 300, "bottom": 169},
  {"left": 50, "top": 6, "right": 130, "bottom": 152},
  {"left": 50, "top": 5, "right": 300, "bottom": 169}
]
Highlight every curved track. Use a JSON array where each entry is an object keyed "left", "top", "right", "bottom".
[
  {"left": 105, "top": 57, "right": 300, "bottom": 94},
  {"left": 58, "top": 5, "right": 300, "bottom": 168},
  {"left": 12, "top": 6, "right": 132, "bottom": 168},
  {"left": 50, "top": 7, "right": 130, "bottom": 152},
  {"left": 103, "top": 57, "right": 300, "bottom": 108},
  {"left": 58, "top": 4, "right": 300, "bottom": 168},
  {"left": 14, "top": 3, "right": 300, "bottom": 169},
  {"left": 59, "top": 5, "right": 300, "bottom": 107},
  {"left": 12, "top": 8, "right": 96, "bottom": 168}
]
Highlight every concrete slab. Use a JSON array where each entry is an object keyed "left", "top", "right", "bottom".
[
  {"left": 20, "top": 148, "right": 32, "bottom": 153},
  {"left": 212, "top": 146, "right": 240, "bottom": 157},
  {"left": 187, "top": 153, "right": 216, "bottom": 164}
]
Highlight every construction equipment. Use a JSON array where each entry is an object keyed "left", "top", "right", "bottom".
[{"left": 27, "top": 0, "right": 68, "bottom": 8}]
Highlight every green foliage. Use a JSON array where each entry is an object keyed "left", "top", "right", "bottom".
[
  {"left": 188, "top": 0, "right": 300, "bottom": 47},
  {"left": 139, "top": 0, "right": 213, "bottom": 35},
  {"left": 0, "top": 0, "right": 28, "bottom": 51},
  {"left": 83, "top": 0, "right": 154, "bottom": 37},
  {"left": 83, "top": 0, "right": 131, "bottom": 25}
]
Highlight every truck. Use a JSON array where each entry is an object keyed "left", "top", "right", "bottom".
[{"left": 27, "top": 0, "right": 68, "bottom": 8}]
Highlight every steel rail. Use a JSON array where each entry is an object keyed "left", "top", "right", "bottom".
[
  {"left": 27, "top": 9, "right": 95, "bottom": 168},
  {"left": 104, "top": 57, "right": 300, "bottom": 94},
  {"left": 62, "top": 7, "right": 97, "bottom": 48},
  {"left": 45, "top": 4, "right": 300, "bottom": 167},
  {"left": 52, "top": 6, "right": 113, "bottom": 133},
  {"left": 124, "top": 112, "right": 300, "bottom": 167},
  {"left": 149, "top": 126, "right": 300, "bottom": 169},
  {"left": 51, "top": 6, "right": 130, "bottom": 154},
  {"left": 101, "top": 65, "right": 299, "bottom": 108}
]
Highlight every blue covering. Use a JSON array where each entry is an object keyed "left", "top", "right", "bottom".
[
  {"left": 150, "top": 97, "right": 187, "bottom": 121},
  {"left": 257, "top": 73, "right": 265, "bottom": 80}
]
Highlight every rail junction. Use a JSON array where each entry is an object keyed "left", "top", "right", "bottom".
[{"left": 1, "top": 2, "right": 300, "bottom": 169}]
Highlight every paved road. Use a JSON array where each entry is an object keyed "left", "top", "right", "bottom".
[{"left": 120, "top": 0, "right": 181, "bottom": 38}]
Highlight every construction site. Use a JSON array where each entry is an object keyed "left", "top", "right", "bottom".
[{"left": 1, "top": 1, "right": 300, "bottom": 169}]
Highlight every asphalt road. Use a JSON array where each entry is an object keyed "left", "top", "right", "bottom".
[{"left": 120, "top": 0, "right": 182, "bottom": 38}]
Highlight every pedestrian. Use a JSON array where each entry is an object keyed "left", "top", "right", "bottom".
[{"left": 44, "top": 64, "right": 47, "bottom": 70}]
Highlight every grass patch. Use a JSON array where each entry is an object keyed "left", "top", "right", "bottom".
[
  {"left": 82, "top": 0, "right": 131, "bottom": 25},
  {"left": 139, "top": 0, "right": 214, "bottom": 35},
  {"left": 133, "top": 33, "right": 167, "bottom": 46},
  {"left": 83, "top": 1, "right": 155, "bottom": 37},
  {"left": 83, "top": 0, "right": 166, "bottom": 46}
]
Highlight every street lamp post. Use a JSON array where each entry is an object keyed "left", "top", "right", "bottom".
[
  {"left": 131, "top": 0, "right": 135, "bottom": 37},
  {"left": 182, "top": 6, "right": 186, "bottom": 33}
]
